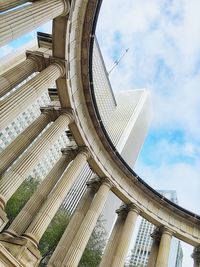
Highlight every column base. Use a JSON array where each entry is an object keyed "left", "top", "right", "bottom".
[
  {"left": 0, "top": 242, "right": 23, "bottom": 267},
  {"left": 0, "top": 234, "right": 41, "bottom": 267},
  {"left": 0, "top": 207, "right": 9, "bottom": 231}
]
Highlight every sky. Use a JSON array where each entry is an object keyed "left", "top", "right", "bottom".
[
  {"left": 96, "top": 0, "right": 200, "bottom": 265},
  {"left": 1, "top": 0, "right": 200, "bottom": 265}
]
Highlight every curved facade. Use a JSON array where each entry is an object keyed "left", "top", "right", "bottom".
[{"left": 0, "top": 1, "right": 200, "bottom": 267}]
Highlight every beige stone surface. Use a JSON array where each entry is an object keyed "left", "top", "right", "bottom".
[
  {"left": 0, "top": 243, "right": 23, "bottom": 267},
  {"left": 0, "top": 108, "right": 59, "bottom": 175},
  {"left": 0, "top": 57, "right": 39, "bottom": 98},
  {"left": 0, "top": 0, "right": 27, "bottom": 12},
  {"left": 111, "top": 206, "right": 139, "bottom": 267},
  {"left": 5, "top": 148, "right": 76, "bottom": 237},
  {"left": 0, "top": 63, "right": 64, "bottom": 130},
  {"left": 0, "top": 112, "right": 72, "bottom": 209},
  {"left": 147, "top": 228, "right": 161, "bottom": 267},
  {"left": 23, "top": 148, "right": 90, "bottom": 244},
  {"left": 61, "top": 179, "right": 112, "bottom": 267},
  {"left": 0, "top": 0, "right": 69, "bottom": 47},
  {"left": 48, "top": 178, "right": 100, "bottom": 267},
  {"left": 0, "top": 235, "right": 41, "bottom": 267},
  {"left": 99, "top": 205, "right": 127, "bottom": 267},
  {"left": 155, "top": 227, "right": 173, "bottom": 267}
]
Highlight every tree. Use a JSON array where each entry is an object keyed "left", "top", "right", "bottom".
[
  {"left": 5, "top": 177, "right": 108, "bottom": 266},
  {"left": 39, "top": 208, "right": 70, "bottom": 266},
  {"left": 5, "top": 176, "right": 40, "bottom": 228}
]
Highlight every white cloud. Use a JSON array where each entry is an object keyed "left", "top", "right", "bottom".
[{"left": 97, "top": 0, "right": 200, "bottom": 265}]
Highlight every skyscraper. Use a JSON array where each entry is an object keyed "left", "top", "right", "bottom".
[
  {"left": 0, "top": 32, "right": 152, "bottom": 233},
  {"left": 127, "top": 190, "right": 183, "bottom": 267}
]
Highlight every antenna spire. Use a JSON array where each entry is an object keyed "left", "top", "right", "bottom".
[{"left": 108, "top": 48, "right": 129, "bottom": 75}]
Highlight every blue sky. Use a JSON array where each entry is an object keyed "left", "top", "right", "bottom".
[
  {"left": 96, "top": 0, "right": 200, "bottom": 265},
  {"left": 1, "top": 1, "right": 200, "bottom": 265},
  {"left": 96, "top": 0, "right": 200, "bottom": 210}
]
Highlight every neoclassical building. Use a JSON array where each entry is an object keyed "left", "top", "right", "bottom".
[{"left": 0, "top": 1, "right": 200, "bottom": 267}]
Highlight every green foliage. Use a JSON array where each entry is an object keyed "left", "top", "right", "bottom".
[
  {"left": 5, "top": 176, "right": 40, "bottom": 227},
  {"left": 5, "top": 175, "right": 107, "bottom": 267},
  {"left": 39, "top": 208, "right": 70, "bottom": 266}
]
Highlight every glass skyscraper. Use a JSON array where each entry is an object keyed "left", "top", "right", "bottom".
[
  {"left": 0, "top": 32, "right": 152, "bottom": 234},
  {"left": 127, "top": 190, "right": 183, "bottom": 267}
]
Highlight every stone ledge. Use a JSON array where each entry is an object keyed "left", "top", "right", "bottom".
[{"left": 0, "top": 234, "right": 41, "bottom": 267}]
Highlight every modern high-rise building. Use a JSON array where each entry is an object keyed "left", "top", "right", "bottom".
[
  {"left": 1, "top": 3, "right": 198, "bottom": 267},
  {"left": 127, "top": 190, "right": 183, "bottom": 267},
  {"left": 0, "top": 32, "right": 152, "bottom": 233}
]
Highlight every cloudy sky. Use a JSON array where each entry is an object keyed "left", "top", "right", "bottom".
[
  {"left": 1, "top": 0, "right": 200, "bottom": 265},
  {"left": 96, "top": 0, "right": 200, "bottom": 265}
]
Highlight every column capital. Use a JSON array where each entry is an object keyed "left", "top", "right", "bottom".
[
  {"left": 151, "top": 227, "right": 161, "bottom": 242},
  {"left": 61, "top": 146, "right": 79, "bottom": 159},
  {"left": 192, "top": 246, "right": 200, "bottom": 262},
  {"left": 40, "top": 106, "right": 60, "bottom": 121},
  {"left": 61, "top": 0, "right": 70, "bottom": 16},
  {"left": 86, "top": 177, "right": 101, "bottom": 192},
  {"left": 27, "top": 53, "right": 46, "bottom": 72},
  {"left": 60, "top": 108, "right": 74, "bottom": 123},
  {"left": 51, "top": 60, "right": 66, "bottom": 77},
  {"left": 78, "top": 146, "right": 91, "bottom": 159},
  {"left": 101, "top": 177, "right": 114, "bottom": 189},
  {"left": 160, "top": 225, "right": 175, "bottom": 237},
  {"left": 116, "top": 204, "right": 129, "bottom": 218},
  {"left": 127, "top": 203, "right": 141, "bottom": 214}
]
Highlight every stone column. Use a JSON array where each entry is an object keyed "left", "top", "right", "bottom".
[
  {"left": 0, "top": 0, "right": 70, "bottom": 47},
  {"left": 47, "top": 178, "right": 101, "bottom": 267},
  {"left": 192, "top": 247, "right": 200, "bottom": 267},
  {"left": 23, "top": 147, "right": 90, "bottom": 245},
  {"left": 0, "top": 55, "right": 44, "bottom": 98},
  {"left": 5, "top": 147, "right": 78, "bottom": 237},
  {"left": 0, "top": 0, "right": 27, "bottom": 12},
  {"left": 61, "top": 179, "right": 113, "bottom": 267},
  {"left": 155, "top": 226, "right": 174, "bottom": 267},
  {"left": 0, "top": 111, "right": 73, "bottom": 212},
  {"left": 99, "top": 205, "right": 127, "bottom": 267},
  {"left": 111, "top": 205, "right": 140, "bottom": 267},
  {"left": 0, "top": 107, "right": 59, "bottom": 175},
  {"left": 147, "top": 228, "right": 161, "bottom": 267},
  {"left": 0, "top": 62, "right": 65, "bottom": 130}
]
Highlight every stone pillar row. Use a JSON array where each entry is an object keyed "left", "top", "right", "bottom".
[
  {"left": 147, "top": 226, "right": 174, "bottom": 267},
  {"left": 0, "top": 55, "right": 45, "bottom": 98},
  {"left": 0, "top": 111, "right": 73, "bottom": 219},
  {"left": 23, "top": 147, "right": 90, "bottom": 245},
  {"left": 0, "top": 107, "right": 59, "bottom": 175},
  {"left": 99, "top": 205, "right": 129, "bottom": 267},
  {"left": 99, "top": 204, "right": 139, "bottom": 267},
  {"left": 61, "top": 179, "right": 112, "bottom": 267},
  {"left": 155, "top": 227, "right": 173, "bottom": 267},
  {"left": 111, "top": 205, "right": 140, "bottom": 267},
  {"left": 0, "top": 146, "right": 93, "bottom": 266},
  {"left": 0, "top": 0, "right": 28, "bottom": 12},
  {"left": 47, "top": 178, "right": 101, "bottom": 267},
  {"left": 5, "top": 147, "right": 78, "bottom": 237},
  {"left": 0, "top": 0, "right": 70, "bottom": 47},
  {"left": 0, "top": 62, "right": 65, "bottom": 130}
]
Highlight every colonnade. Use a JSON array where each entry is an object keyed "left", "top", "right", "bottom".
[
  {"left": 0, "top": 0, "right": 199, "bottom": 267},
  {"left": 0, "top": 0, "right": 69, "bottom": 47}
]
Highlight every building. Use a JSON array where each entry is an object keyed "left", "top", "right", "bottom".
[
  {"left": 127, "top": 190, "right": 183, "bottom": 267},
  {"left": 0, "top": 2, "right": 199, "bottom": 267},
  {"left": 0, "top": 33, "right": 152, "bottom": 228},
  {"left": 63, "top": 38, "right": 152, "bottom": 227}
]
